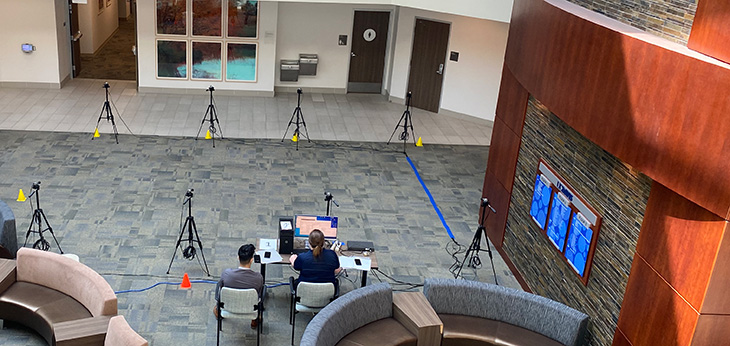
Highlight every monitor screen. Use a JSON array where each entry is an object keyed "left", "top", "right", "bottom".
[{"left": 294, "top": 215, "right": 338, "bottom": 239}]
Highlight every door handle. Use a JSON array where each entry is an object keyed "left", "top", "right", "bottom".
[
  {"left": 72, "top": 31, "right": 83, "bottom": 42},
  {"left": 351, "top": 52, "right": 356, "bottom": 57},
  {"left": 437, "top": 63, "right": 444, "bottom": 75}
]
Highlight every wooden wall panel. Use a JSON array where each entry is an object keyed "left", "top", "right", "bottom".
[
  {"left": 691, "top": 315, "right": 730, "bottom": 345},
  {"left": 494, "top": 65, "right": 529, "bottom": 134},
  {"left": 636, "top": 182, "right": 726, "bottom": 310},
  {"left": 612, "top": 329, "right": 632, "bottom": 346},
  {"left": 702, "top": 226, "right": 730, "bottom": 314},
  {"left": 617, "top": 255, "right": 699, "bottom": 346},
  {"left": 506, "top": 0, "right": 730, "bottom": 219},
  {"left": 486, "top": 117, "right": 521, "bottom": 193},
  {"left": 688, "top": 0, "right": 730, "bottom": 64},
  {"left": 482, "top": 170, "right": 510, "bottom": 248}
]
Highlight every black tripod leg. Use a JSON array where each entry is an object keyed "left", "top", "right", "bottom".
[
  {"left": 387, "top": 111, "right": 408, "bottom": 145},
  {"left": 23, "top": 210, "right": 39, "bottom": 247},
  {"left": 189, "top": 218, "right": 210, "bottom": 276},
  {"left": 107, "top": 103, "right": 119, "bottom": 144},
  {"left": 92, "top": 104, "right": 106, "bottom": 140},
  {"left": 39, "top": 209, "right": 63, "bottom": 254},
  {"left": 281, "top": 108, "right": 298, "bottom": 142},
  {"left": 212, "top": 107, "right": 223, "bottom": 139},
  {"left": 167, "top": 218, "right": 188, "bottom": 274},
  {"left": 196, "top": 107, "right": 211, "bottom": 140}
]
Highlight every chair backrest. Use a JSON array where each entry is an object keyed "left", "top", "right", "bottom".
[
  {"left": 300, "top": 283, "right": 393, "bottom": 346},
  {"left": 423, "top": 278, "right": 589, "bottom": 346},
  {"left": 220, "top": 287, "right": 259, "bottom": 314},
  {"left": 105, "top": 315, "right": 148, "bottom": 346},
  {"left": 297, "top": 282, "right": 335, "bottom": 308}
]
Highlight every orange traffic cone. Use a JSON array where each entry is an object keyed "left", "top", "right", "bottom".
[{"left": 180, "top": 273, "right": 191, "bottom": 289}]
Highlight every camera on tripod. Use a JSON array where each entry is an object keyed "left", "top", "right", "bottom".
[
  {"left": 297, "top": 88, "right": 302, "bottom": 95},
  {"left": 324, "top": 191, "right": 333, "bottom": 201},
  {"left": 206, "top": 85, "right": 215, "bottom": 92},
  {"left": 186, "top": 188, "right": 194, "bottom": 198},
  {"left": 31, "top": 181, "right": 41, "bottom": 190},
  {"left": 103, "top": 82, "right": 110, "bottom": 89}
]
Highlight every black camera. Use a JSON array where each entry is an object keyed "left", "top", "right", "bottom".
[
  {"left": 207, "top": 85, "right": 215, "bottom": 92},
  {"left": 186, "top": 188, "right": 194, "bottom": 198},
  {"left": 297, "top": 88, "right": 302, "bottom": 95},
  {"left": 324, "top": 191, "right": 333, "bottom": 201},
  {"left": 31, "top": 181, "right": 41, "bottom": 190},
  {"left": 103, "top": 82, "right": 110, "bottom": 89}
]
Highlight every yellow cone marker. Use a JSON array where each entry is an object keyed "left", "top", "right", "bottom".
[
  {"left": 205, "top": 130, "right": 212, "bottom": 139},
  {"left": 416, "top": 137, "right": 423, "bottom": 147},
  {"left": 93, "top": 128, "right": 100, "bottom": 138},
  {"left": 292, "top": 133, "right": 299, "bottom": 142},
  {"left": 17, "top": 189, "right": 26, "bottom": 202}
]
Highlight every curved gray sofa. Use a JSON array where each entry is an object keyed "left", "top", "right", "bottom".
[
  {"left": 299, "top": 282, "right": 416, "bottom": 346},
  {"left": 423, "top": 278, "right": 589, "bottom": 346},
  {"left": 0, "top": 199, "right": 17, "bottom": 258}
]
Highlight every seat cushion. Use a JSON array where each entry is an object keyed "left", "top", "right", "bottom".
[
  {"left": 441, "top": 314, "right": 499, "bottom": 346},
  {"left": 440, "top": 314, "right": 564, "bottom": 346},
  {"left": 336, "top": 318, "right": 417, "bottom": 346}
]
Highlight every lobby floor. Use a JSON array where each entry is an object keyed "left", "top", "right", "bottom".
[{"left": 0, "top": 81, "right": 505, "bottom": 345}]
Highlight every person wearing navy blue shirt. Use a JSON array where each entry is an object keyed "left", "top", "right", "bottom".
[{"left": 289, "top": 229, "right": 341, "bottom": 287}]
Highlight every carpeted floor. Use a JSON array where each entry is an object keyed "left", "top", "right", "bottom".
[{"left": 0, "top": 130, "right": 515, "bottom": 345}]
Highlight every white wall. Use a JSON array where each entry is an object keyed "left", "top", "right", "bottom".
[
  {"left": 0, "top": 0, "right": 66, "bottom": 85},
  {"left": 137, "top": 0, "right": 279, "bottom": 92},
  {"left": 275, "top": 2, "right": 394, "bottom": 91},
  {"left": 264, "top": 0, "right": 512, "bottom": 23},
  {"left": 389, "top": 7, "right": 509, "bottom": 121},
  {"left": 79, "top": 0, "right": 119, "bottom": 54}
]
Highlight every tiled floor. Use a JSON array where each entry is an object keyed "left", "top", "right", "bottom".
[
  {"left": 0, "top": 79, "right": 493, "bottom": 146},
  {"left": 0, "top": 80, "right": 501, "bottom": 346}
]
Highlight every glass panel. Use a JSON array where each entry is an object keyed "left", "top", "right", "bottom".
[
  {"left": 157, "top": 0, "right": 186, "bottom": 35},
  {"left": 192, "top": 42, "right": 222, "bottom": 79},
  {"left": 226, "top": 43, "right": 257, "bottom": 81},
  {"left": 157, "top": 40, "right": 187, "bottom": 78},
  {"left": 227, "top": 0, "right": 258, "bottom": 38},
  {"left": 193, "top": 0, "right": 222, "bottom": 36}
]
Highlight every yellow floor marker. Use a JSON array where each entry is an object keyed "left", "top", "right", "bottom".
[
  {"left": 416, "top": 137, "right": 423, "bottom": 147},
  {"left": 93, "top": 128, "right": 100, "bottom": 138},
  {"left": 292, "top": 133, "right": 299, "bottom": 142},
  {"left": 205, "top": 130, "right": 212, "bottom": 139},
  {"left": 17, "top": 189, "right": 26, "bottom": 202}
]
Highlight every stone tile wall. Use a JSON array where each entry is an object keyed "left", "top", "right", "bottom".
[
  {"left": 566, "top": 0, "right": 697, "bottom": 45},
  {"left": 503, "top": 97, "right": 652, "bottom": 346}
]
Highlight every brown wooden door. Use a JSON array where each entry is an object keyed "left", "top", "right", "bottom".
[
  {"left": 348, "top": 11, "right": 390, "bottom": 93},
  {"left": 407, "top": 19, "right": 450, "bottom": 112},
  {"left": 69, "top": 1, "right": 81, "bottom": 77}
]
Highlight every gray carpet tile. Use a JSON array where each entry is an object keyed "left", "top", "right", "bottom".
[{"left": 0, "top": 130, "right": 516, "bottom": 345}]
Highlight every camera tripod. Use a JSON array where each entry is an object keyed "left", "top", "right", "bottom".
[
  {"left": 454, "top": 198, "right": 498, "bottom": 284},
  {"left": 324, "top": 191, "right": 340, "bottom": 216},
  {"left": 196, "top": 86, "right": 223, "bottom": 148},
  {"left": 23, "top": 182, "right": 63, "bottom": 253},
  {"left": 281, "top": 88, "right": 310, "bottom": 150},
  {"left": 93, "top": 82, "right": 132, "bottom": 144},
  {"left": 387, "top": 92, "right": 417, "bottom": 154},
  {"left": 167, "top": 189, "right": 210, "bottom": 276}
]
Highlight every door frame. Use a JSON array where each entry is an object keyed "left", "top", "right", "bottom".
[
  {"left": 345, "top": 8, "right": 395, "bottom": 95},
  {"left": 404, "top": 16, "right": 452, "bottom": 112}
]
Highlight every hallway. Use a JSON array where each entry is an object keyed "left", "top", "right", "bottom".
[{"left": 77, "top": 17, "right": 136, "bottom": 81}]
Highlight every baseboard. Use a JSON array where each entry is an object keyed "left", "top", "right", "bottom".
[
  {"left": 389, "top": 95, "right": 495, "bottom": 127},
  {"left": 274, "top": 86, "right": 347, "bottom": 94},
  {"left": 138, "top": 86, "right": 274, "bottom": 97},
  {"left": 0, "top": 81, "right": 62, "bottom": 89}
]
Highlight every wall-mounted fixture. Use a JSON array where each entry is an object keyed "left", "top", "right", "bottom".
[{"left": 21, "top": 43, "right": 35, "bottom": 53}]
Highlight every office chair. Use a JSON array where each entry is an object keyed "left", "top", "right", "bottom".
[
  {"left": 216, "top": 286, "right": 265, "bottom": 346},
  {"left": 289, "top": 277, "right": 339, "bottom": 345}
]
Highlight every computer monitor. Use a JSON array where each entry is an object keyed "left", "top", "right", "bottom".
[{"left": 294, "top": 215, "right": 338, "bottom": 239}]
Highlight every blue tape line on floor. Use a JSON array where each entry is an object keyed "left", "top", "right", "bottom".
[
  {"left": 115, "top": 280, "right": 289, "bottom": 294},
  {"left": 406, "top": 156, "right": 455, "bottom": 240}
]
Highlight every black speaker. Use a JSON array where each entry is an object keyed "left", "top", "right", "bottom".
[{"left": 279, "top": 218, "right": 294, "bottom": 254}]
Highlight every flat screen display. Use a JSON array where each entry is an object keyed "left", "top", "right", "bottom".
[
  {"left": 546, "top": 192, "right": 571, "bottom": 251},
  {"left": 529, "top": 174, "right": 552, "bottom": 230},
  {"left": 565, "top": 213, "right": 594, "bottom": 276},
  {"left": 294, "top": 215, "right": 338, "bottom": 239}
]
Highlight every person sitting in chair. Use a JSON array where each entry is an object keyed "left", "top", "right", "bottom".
[
  {"left": 289, "top": 229, "right": 341, "bottom": 288},
  {"left": 214, "top": 244, "right": 264, "bottom": 328}
]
